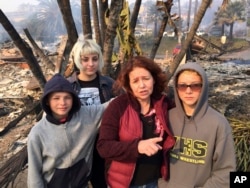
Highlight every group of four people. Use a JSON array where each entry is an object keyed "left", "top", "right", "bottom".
[{"left": 27, "top": 39, "right": 236, "bottom": 188}]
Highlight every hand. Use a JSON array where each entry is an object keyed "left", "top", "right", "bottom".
[{"left": 138, "top": 137, "right": 163, "bottom": 156}]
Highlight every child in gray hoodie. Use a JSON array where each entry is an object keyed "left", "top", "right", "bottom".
[
  {"left": 27, "top": 73, "right": 109, "bottom": 188},
  {"left": 159, "top": 62, "right": 236, "bottom": 188}
]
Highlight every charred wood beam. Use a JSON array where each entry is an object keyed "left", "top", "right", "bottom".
[
  {"left": 0, "top": 56, "right": 25, "bottom": 61},
  {"left": 194, "top": 35, "right": 225, "bottom": 53},
  {"left": 55, "top": 36, "right": 68, "bottom": 74},
  {"left": 0, "top": 101, "right": 40, "bottom": 136},
  {"left": 0, "top": 9, "right": 46, "bottom": 90},
  {"left": 0, "top": 145, "right": 27, "bottom": 188},
  {"left": 23, "top": 28, "right": 55, "bottom": 71}
]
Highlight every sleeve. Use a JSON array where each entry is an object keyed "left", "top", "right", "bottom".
[
  {"left": 27, "top": 132, "right": 46, "bottom": 188},
  {"left": 198, "top": 121, "right": 236, "bottom": 188},
  {"left": 97, "top": 98, "right": 140, "bottom": 162},
  {"left": 88, "top": 99, "right": 112, "bottom": 129}
]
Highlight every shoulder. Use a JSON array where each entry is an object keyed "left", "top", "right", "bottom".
[
  {"left": 28, "top": 119, "right": 46, "bottom": 141},
  {"left": 101, "top": 95, "right": 130, "bottom": 124},
  {"left": 110, "top": 94, "right": 128, "bottom": 106},
  {"left": 207, "top": 107, "right": 232, "bottom": 131},
  {"left": 104, "top": 94, "right": 129, "bottom": 113},
  {"left": 208, "top": 107, "right": 229, "bottom": 123},
  {"left": 153, "top": 94, "right": 174, "bottom": 108},
  {"left": 99, "top": 74, "right": 114, "bottom": 84},
  {"left": 66, "top": 72, "right": 78, "bottom": 83}
]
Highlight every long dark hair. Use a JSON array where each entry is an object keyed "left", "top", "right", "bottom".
[{"left": 113, "top": 56, "right": 168, "bottom": 97}]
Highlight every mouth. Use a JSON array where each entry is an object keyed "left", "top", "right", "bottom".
[
  {"left": 139, "top": 90, "right": 148, "bottom": 95},
  {"left": 58, "top": 108, "right": 68, "bottom": 111},
  {"left": 184, "top": 97, "right": 194, "bottom": 101},
  {"left": 87, "top": 68, "right": 96, "bottom": 72}
]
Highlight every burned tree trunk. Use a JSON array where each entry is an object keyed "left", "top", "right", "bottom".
[
  {"left": 57, "top": 0, "right": 78, "bottom": 49},
  {"left": 149, "top": 0, "right": 173, "bottom": 59},
  {"left": 0, "top": 9, "right": 46, "bottom": 90},
  {"left": 165, "top": 0, "right": 212, "bottom": 81},
  {"left": 102, "top": 0, "right": 123, "bottom": 76},
  {"left": 24, "top": 28, "right": 55, "bottom": 71}
]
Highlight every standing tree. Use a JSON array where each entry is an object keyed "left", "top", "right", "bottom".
[
  {"left": 214, "top": 0, "right": 246, "bottom": 40},
  {"left": 92, "top": 0, "right": 102, "bottom": 47},
  {"left": 81, "top": 0, "right": 92, "bottom": 39},
  {"left": 166, "top": 0, "right": 214, "bottom": 81},
  {"left": 130, "top": 0, "right": 142, "bottom": 34},
  {"left": 57, "top": 0, "right": 78, "bottom": 49}
]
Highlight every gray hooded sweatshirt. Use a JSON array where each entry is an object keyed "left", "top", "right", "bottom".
[
  {"left": 27, "top": 73, "right": 109, "bottom": 188},
  {"left": 165, "top": 63, "right": 236, "bottom": 188}
]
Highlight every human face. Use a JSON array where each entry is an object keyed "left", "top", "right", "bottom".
[
  {"left": 48, "top": 92, "right": 73, "bottom": 120},
  {"left": 129, "top": 67, "right": 155, "bottom": 103},
  {"left": 80, "top": 53, "right": 99, "bottom": 79},
  {"left": 176, "top": 71, "right": 202, "bottom": 113}
]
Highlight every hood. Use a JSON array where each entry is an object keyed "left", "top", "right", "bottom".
[
  {"left": 41, "top": 73, "right": 81, "bottom": 116},
  {"left": 173, "top": 62, "right": 209, "bottom": 119}
]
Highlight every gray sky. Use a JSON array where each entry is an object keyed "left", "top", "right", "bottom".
[
  {"left": 0, "top": 0, "right": 38, "bottom": 12},
  {"left": 0, "top": 0, "right": 222, "bottom": 13}
]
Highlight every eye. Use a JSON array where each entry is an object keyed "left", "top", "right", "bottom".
[
  {"left": 52, "top": 97, "right": 60, "bottom": 100},
  {"left": 131, "top": 78, "right": 139, "bottom": 83},
  {"left": 143, "top": 77, "right": 150, "bottom": 80},
  {"left": 65, "top": 95, "right": 72, "bottom": 100},
  {"left": 81, "top": 58, "right": 89, "bottom": 62},
  {"left": 191, "top": 83, "right": 202, "bottom": 90},
  {"left": 177, "top": 84, "right": 187, "bottom": 89},
  {"left": 92, "top": 57, "right": 99, "bottom": 61}
]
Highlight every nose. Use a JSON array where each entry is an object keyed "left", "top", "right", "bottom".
[
  {"left": 59, "top": 98, "right": 67, "bottom": 105},
  {"left": 185, "top": 86, "right": 192, "bottom": 93},
  {"left": 139, "top": 79, "right": 145, "bottom": 87},
  {"left": 88, "top": 59, "right": 94, "bottom": 66}
]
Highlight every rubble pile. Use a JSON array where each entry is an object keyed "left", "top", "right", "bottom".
[{"left": 0, "top": 43, "right": 43, "bottom": 166}]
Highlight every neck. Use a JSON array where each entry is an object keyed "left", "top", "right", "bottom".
[
  {"left": 183, "top": 105, "right": 195, "bottom": 117},
  {"left": 78, "top": 72, "right": 97, "bottom": 81},
  {"left": 139, "top": 99, "right": 151, "bottom": 115}
]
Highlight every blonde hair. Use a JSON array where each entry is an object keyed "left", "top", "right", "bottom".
[{"left": 70, "top": 39, "right": 104, "bottom": 71}]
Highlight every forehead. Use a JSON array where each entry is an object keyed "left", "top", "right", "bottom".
[
  {"left": 81, "top": 53, "right": 98, "bottom": 57},
  {"left": 129, "top": 67, "right": 151, "bottom": 77},
  {"left": 48, "top": 92, "right": 72, "bottom": 97},
  {"left": 177, "top": 70, "right": 201, "bottom": 82}
]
